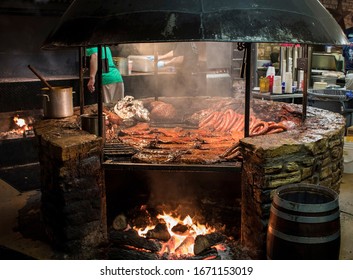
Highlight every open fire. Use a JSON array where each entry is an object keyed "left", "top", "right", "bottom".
[
  {"left": 0, "top": 114, "right": 36, "bottom": 140},
  {"left": 107, "top": 205, "right": 250, "bottom": 260},
  {"left": 135, "top": 210, "right": 216, "bottom": 256}
]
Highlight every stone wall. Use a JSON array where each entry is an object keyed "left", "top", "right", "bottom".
[
  {"left": 34, "top": 116, "right": 107, "bottom": 259},
  {"left": 34, "top": 101, "right": 346, "bottom": 260},
  {"left": 320, "top": 0, "right": 353, "bottom": 29},
  {"left": 240, "top": 102, "right": 346, "bottom": 259}
]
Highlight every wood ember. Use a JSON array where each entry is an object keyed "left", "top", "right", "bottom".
[
  {"left": 190, "top": 247, "right": 220, "bottom": 260},
  {"left": 109, "top": 229, "right": 162, "bottom": 253},
  {"left": 146, "top": 223, "right": 171, "bottom": 241},
  {"left": 108, "top": 248, "right": 159, "bottom": 260}
]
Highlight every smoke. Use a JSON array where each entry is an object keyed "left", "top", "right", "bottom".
[{"left": 115, "top": 42, "right": 234, "bottom": 98}]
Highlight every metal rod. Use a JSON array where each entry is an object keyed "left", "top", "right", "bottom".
[
  {"left": 153, "top": 45, "right": 159, "bottom": 101},
  {"left": 97, "top": 46, "right": 103, "bottom": 138},
  {"left": 302, "top": 45, "right": 309, "bottom": 122},
  {"left": 244, "top": 42, "right": 252, "bottom": 138},
  {"left": 79, "top": 47, "right": 85, "bottom": 115},
  {"left": 27, "top": 65, "right": 54, "bottom": 90}
]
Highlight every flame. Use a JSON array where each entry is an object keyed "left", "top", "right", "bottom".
[
  {"left": 13, "top": 116, "right": 29, "bottom": 131},
  {"left": 135, "top": 211, "right": 215, "bottom": 257}
]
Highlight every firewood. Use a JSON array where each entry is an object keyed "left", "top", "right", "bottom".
[
  {"left": 193, "top": 235, "right": 211, "bottom": 255},
  {"left": 108, "top": 248, "right": 159, "bottom": 260},
  {"left": 194, "top": 232, "right": 227, "bottom": 255},
  {"left": 112, "top": 214, "right": 127, "bottom": 231},
  {"left": 175, "top": 236, "right": 195, "bottom": 255},
  {"left": 146, "top": 223, "right": 171, "bottom": 241},
  {"left": 171, "top": 223, "right": 189, "bottom": 235},
  {"left": 190, "top": 247, "right": 220, "bottom": 260},
  {"left": 109, "top": 229, "right": 162, "bottom": 252}
]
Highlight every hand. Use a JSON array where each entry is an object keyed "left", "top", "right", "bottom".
[
  {"left": 87, "top": 77, "right": 96, "bottom": 93},
  {"left": 157, "top": 61, "right": 165, "bottom": 68},
  {"left": 146, "top": 55, "right": 154, "bottom": 61}
]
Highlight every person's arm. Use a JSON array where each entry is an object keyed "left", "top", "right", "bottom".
[
  {"left": 164, "top": 55, "right": 184, "bottom": 67},
  {"left": 158, "top": 50, "right": 174, "bottom": 61},
  {"left": 87, "top": 53, "right": 98, "bottom": 93}
]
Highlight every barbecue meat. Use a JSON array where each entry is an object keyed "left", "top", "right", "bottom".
[{"left": 149, "top": 101, "right": 177, "bottom": 121}]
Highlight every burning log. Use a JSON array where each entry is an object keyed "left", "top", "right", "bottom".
[
  {"left": 194, "top": 232, "right": 227, "bottom": 255},
  {"left": 174, "top": 236, "right": 195, "bottom": 255},
  {"left": 109, "top": 229, "right": 162, "bottom": 252},
  {"left": 171, "top": 223, "right": 189, "bottom": 235},
  {"left": 146, "top": 223, "right": 171, "bottom": 241}
]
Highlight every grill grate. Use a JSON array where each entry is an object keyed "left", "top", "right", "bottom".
[{"left": 104, "top": 141, "right": 138, "bottom": 158}]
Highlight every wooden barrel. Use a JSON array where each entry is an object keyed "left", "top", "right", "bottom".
[{"left": 266, "top": 183, "right": 340, "bottom": 260}]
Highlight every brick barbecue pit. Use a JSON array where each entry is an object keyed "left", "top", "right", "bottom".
[{"left": 33, "top": 98, "right": 346, "bottom": 259}]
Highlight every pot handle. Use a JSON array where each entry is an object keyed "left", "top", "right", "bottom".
[{"left": 37, "top": 93, "right": 50, "bottom": 102}]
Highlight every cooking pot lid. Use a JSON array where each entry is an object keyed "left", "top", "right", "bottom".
[{"left": 42, "top": 0, "right": 349, "bottom": 49}]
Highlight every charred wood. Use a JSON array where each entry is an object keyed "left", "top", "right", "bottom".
[
  {"left": 146, "top": 223, "right": 171, "bottom": 241},
  {"left": 109, "top": 229, "right": 162, "bottom": 252},
  {"left": 194, "top": 232, "right": 227, "bottom": 255},
  {"left": 171, "top": 223, "right": 189, "bottom": 235}
]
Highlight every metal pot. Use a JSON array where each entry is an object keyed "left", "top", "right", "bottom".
[
  {"left": 41, "top": 86, "right": 74, "bottom": 118},
  {"left": 80, "top": 113, "right": 106, "bottom": 138}
]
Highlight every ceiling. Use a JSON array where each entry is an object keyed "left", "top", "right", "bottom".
[{"left": 0, "top": 0, "right": 73, "bottom": 16}]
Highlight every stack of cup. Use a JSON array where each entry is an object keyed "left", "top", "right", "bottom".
[
  {"left": 272, "top": 75, "right": 282, "bottom": 94},
  {"left": 284, "top": 72, "right": 293, "bottom": 93}
]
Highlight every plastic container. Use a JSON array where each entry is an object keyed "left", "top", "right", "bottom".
[
  {"left": 344, "top": 137, "right": 353, "bottom": 174},
  {"left": 259, "top": 76, "right": 269, "bottom": 93}
]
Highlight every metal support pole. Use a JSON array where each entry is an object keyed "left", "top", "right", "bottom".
[
  {"left": 297, "top": 45, "right": 309, "bottom": 122},
  {"left": 97, "top": 46, "right": 103, "bottom": 138},
  {"left": 244, "top": 42, "right": 252, "bottom": 138},
  {"left": 79, "top": 47, "right": 85, "bottom": 115}
]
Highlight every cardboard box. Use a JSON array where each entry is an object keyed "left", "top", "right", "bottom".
[{"left": 127, "top": 55, "right": 154, "bottom": 72}]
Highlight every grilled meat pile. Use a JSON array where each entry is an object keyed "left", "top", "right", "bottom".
[{"left": 105, "top": 98, "right": 293, "bottom": 164}]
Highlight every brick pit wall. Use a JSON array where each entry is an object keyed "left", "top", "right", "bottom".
[
  {"left": 240, "top": 101, "right": 346, "bottom": 259},
  {"left": 34, "top": 116, "right": 107, "bottom": 259}
]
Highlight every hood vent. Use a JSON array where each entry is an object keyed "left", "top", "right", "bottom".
[{"left": 42, "top": 0, "right": 349, "bottom": 49}]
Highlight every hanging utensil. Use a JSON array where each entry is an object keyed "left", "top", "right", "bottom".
[{"left": 27, "top": 64, "right": 54, "bottom": 90}]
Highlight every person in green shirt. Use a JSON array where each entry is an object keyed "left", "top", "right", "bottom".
[{"left": 86, "top": 46, "right": 124, "bottom": 104}]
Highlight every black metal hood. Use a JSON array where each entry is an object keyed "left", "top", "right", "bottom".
[{"left": 42, "top": 0, "right": 349, "bottom": 49}]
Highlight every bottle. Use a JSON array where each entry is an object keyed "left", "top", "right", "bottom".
[{"left": 266, "top": 66, "right": 275, "bottom": 92}]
